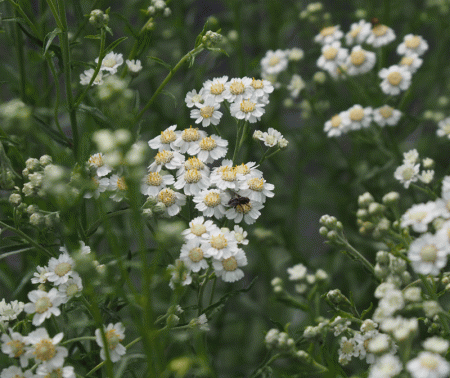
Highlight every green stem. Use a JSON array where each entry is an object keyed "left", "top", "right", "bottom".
[
  {"left": 197, "top": 268, "right": 213, "bottom": 316},
  {"left": 13, "top": 11, "right": 26, "bottom": 102},
  {"left": 135, "top": 44, "right": 205, "bottom": 122},
  {"left": 72, "top": 0, "right": 101, "bottom": 41},
  {"left": 339, "top": 236, "right": 376, "bottom": 277},
  {"left": 61, "top": 336, "right": 96, "bottom": 345},
  {"left": 6, "top": 0, "right": 42, "bottom": 37},
  {"left": 232, "top": 121, "right": 243, "bottom": 164},
  {"left": 259, "top": 148, "right": 281, "bottom": 165}
]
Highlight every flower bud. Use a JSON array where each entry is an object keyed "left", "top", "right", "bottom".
[
  {"left": 9, "top": 193, "right": 21, "bottom": 206},
  {"left": 89, "top": 9, "right": 109, "bottom": 28},
  {"left": 382, "top": 191, "right": 400, "bottom": 205},
  {"left": 358, "top": 192, "right": 374, "bottom": 208}
]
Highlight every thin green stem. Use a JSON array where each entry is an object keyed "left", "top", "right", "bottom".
[
  {"left": 6, "top": 0, "right": 42, "bottom": 37},
  {"left": 197, "top": 268, "right": 213, "bottom": 316},
  {"left": 61, "top": 336, "right": 96, "bottom": 345},
  {"left": 338, "top": 236, "right": 376, "bottom": 277},
  {"left": 13, "top": 11, "right": 26, "bottom": 102}
]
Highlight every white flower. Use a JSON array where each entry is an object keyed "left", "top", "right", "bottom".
[
  {"left": 125, "top": 59, "right": 142, "bottom": 74},
  {"left": 394, "top": 162, "right": 420, "bottom": 188},
  {"left": 36, "top": 365, "right": 75, "bottom": 378},
  {"left": 172, "top": 126, "right": 207, "bottom": 154},
  {"left": 88, "top": 153, "right": 112, "bottom": 177},
  {"left": 355, "top": 330, "right": 379, "bottom": 364},
  {"left": 345, "top": 20, "right": 372, "bottom": 45},
  {"left": 332, "top": 316, "right": 351, "bottom": 336},
  {"left": 346, "top": 46, "right": 376, "bottom": 76},
  {"left": 189, "top": 134, "right": 228, "bottom": 164},
  {"left": 403, "top": 149, "right": 420, "bottom": 164},
  {"left": 367, "top": 333, "right": 392, "bottom": 354},
  {"left": 401, "top": 201, "right": 440, "bottom": 233},
  {"left": 95, "top": 52, "right": 123, "bottom": 74},
  {"left": 346, "top": 104, "right": 373, "bottom": 130},
  {"left": 230, "top": 96, "right": 266, "bottom": 123},
  {"left": 373, "top": 105, "right": 402, "bottom": 127},
  {"left": 95, "top": 322, "right": 126, "bottom": 362},
  {"left": 148, "top": 150, "right": 184, "bottom": 172},
  {"left": 314, "top": 25, "right": 344, "bottom": 45},
  {"left": 287, "top": 74, "right": 305, "bottom": 98},
  {"left": 374, "top": 282, "right": 397, "bottom": 299},
  {"left": 168, "top": 259, "right": 192, "bottom": 289},
  {"left": 58, "top": 273, "right": 83, "bottom": 302},
  {"left": 0, "top": 366, "right": 34, "bottom": 378},
  {"left": 397, "top": 34, "right": 428, "bottom": 56},
  {"left": 108, "top": 175, "right": 128, "bottom": 202},
  {"left": 202, "top": 76, "right": 228, "bottom": 102},
  {"left": 239, "top": 176, "right": 274, "bottom": 204},
  {"left": 185, "top": 88, "right": 205, "bottom": 108},
  {"left": 223, "top": 77, "right": 254, "bottom": 103},
  {"left": 423, "top": 337, "right": 449, "bottom": 355},
  {"left": 379, "top": 65, "right": 412, "bottom": 95},
  {"left": 47, "top": 253, "right": 75, "bottom": 285},
  {"left": 181, "top": 216, "right": 217, "bottom": 241},
  {"left": 287, "top": 264, "right": 307, "bottom": 281},
  {"left": 84, "top": 176, "right": 110, "bottom": 199},
  {"left": 233, "top": 162, "right": 263, "bottom": 182},
  {"left": 260, "top": 128, "right": 283, "bottom": 147},
  {"left": 408, "top": 233, "right": 448, "bottom": 275},
  {"left": 250, "top": 78, "right": 274, "bottom": 98},
  {"left": 399, "top": 54, "right": 423, "bottom": 74},
  {"left": 212, "top": 248, "right": 248, "bottom": 282},
  {"left": 25, "top": 328, "right": 67, "bottom": 368},
  {"left": 148, "top": 125, "right": 180, "bottom": 151},
  {"left": 316, "top": 41, "right": 348, "bottom": 74},
  {"left": 378, "top": 289, "right": 405, "bottom": 316},
  {"left": 324, "top": 111, "right": 351, "bottom": 137},
  {"left": 286, "top": 47, "right": 304, "bottom": 61},
  {"left": 189, "top": 314, "right": 210, "bottom": 331},
  {"left": 174, "top": 168, "right": 210, "bottom": 196},
  {"left": 157, "top": 188, "right": 186, "bottom": 216},
  {"left": 140, "top": 171, "right": 174, "bottom": 196},
  {"left": 407, "top": 352, "right": 450, "bottom": 378},
  {"left": 179, "top": 239, "right": 209, "bottom": 272},
  {"left": 0, "top": 299, "right": 24, "bottom": 322},
  {"left": 24, "top": 288, "right": 64, "bottom": 326},
  {"left": 338, "top": 336, "right": 359, "bottom": 365},
  {"left": 190, "top": 97, "right": 223, "bottom": 127},
  {"left": 202, "top": 228, "right": 239, "bottom": 259},
  {"left": 1, "top": 329, "right": 29, "bottom": 368},
  {"left": 231, "top": 225, "right": 248, "bottom": 245},
  {"left": 261, "top": 50, "right": 288, "bottom": 75},
  {"left": 210, "top": 161, "right": 241, "bottom": 191},
  {"left": 226, "top": 199, "right": 264, "bottom": 225},
  {"left": 366, "top": 24, "right": 396, "bottom": 47},
  {"left": 193, "top": 189, "right": 230, "bottom": 219},
  {"left": 419, "top": 170, "right": 434, "bottom": 184},
  {"left": 368, "top": 354, "right": 402, "bottom": 378},
  {"left": 437, "top": 117, "right": 450, "bottom": 139},
  {"left": 80, "top": 69, "right": 103, "bottom": 85}
]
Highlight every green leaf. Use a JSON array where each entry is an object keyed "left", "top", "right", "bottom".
[
  {"left": 43, "top": 28, "right": 61, "bottom": 57},
  {"left": 195, "top": 20, "right": 209, "bottom": 48},
  {"left": 110, "top": 12, "right": 138, "bottom": 38},
  {"left": 360, "top": 302, "right": 373, "bottom": 319},
  {"left": 33, "top": 116, "right": 72, "bottom": 148},
  {"left": 84, "top": 34, "right": 102, "bottom": 40},
  {"left": 147, "top": 56, "right": 172, "bottom": 70},
  {"left": 77, "top": 104, "right": 110, "bottom": 128},
  {"left": 161, "top": 90, "right": 177, "bottom": 107},
  {"left": 206, "top": 46, "right": 229, "bottom": 57},
  {"left": 104, "top": 36, "right": 128, "bottom": 55},
  {"left": 0, "top": 247, "right": 33, "bottom": 261}
]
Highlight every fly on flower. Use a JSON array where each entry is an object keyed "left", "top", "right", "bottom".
[{"left": 227, "top": 192, "right": 250, "bottom": 209}]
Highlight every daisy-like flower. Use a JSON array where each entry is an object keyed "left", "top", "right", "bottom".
[
  {"left": 260, "top": 50, "right": 288, "bottom": 75},
  {"left": 397, "top": 34, "right": 428, "bottom": 56},
  {"left": 95, "top": 52, "right": 123, "bottom": 74},
  {"left": 202, "top": 228, "right": 239, "bottom": 259},
  {"left": 316, "top": 41, "right": 348, "bottom": 74},
  {"left": 47, "top": 253, "right": 75, "bottom": 286},
  {"left": 423, "top": 337, "right": 450, "bottom": 355},
  {"left": 287, "top": 74, "right": 305, "bottom": 98},
  {"left": 408, "top": 233, "right": 448, "bottom": 275},
  {"left": 95, "top": 322, "right": 126, "bottom": 363},
  {"left": 210, "top": 162, "right": 241, "bottom": 191},
  {"left": 347, "top": 104, "right": 373, "bottom": 130},
  {"left": 239, "top": 176, "right": 274, "bottom": 203},
  {"left": 168, "top": 259, "right": 193, "bottom": 289},
  {"left": 1, "top": 329, "right": 29, "bottom": 368},
  {"left": 125, "top": 59, "right": 142, "bottom": 74},
  {"left": 373, "top": 105, "right": 402, "bottom": 127},
  {"left": 36, "top": 365, "right": 75, "bottom": 378},
  {"left": 179, "top": 239, "right": 209, "bottom": 272},
  {"left": 24, "top": 288, "right": 64, "bottom": 326},
  {"left": 148, "top": 125, "right": 180, "bottom": 151},
  {"left": 88, "top": 153, "right": 112, "bottom": 177},
  {"left": 231, "top": 225, "right": 248, "bottom": 245},
  {"left": 338, "top": 336, "right": 359, "bottom": 365},
  {"left": 185, "top": 88, "right": 205, "bottom": 108},
  {"left": 189, "top": 314, "right": 210, "bottom": 331},
  {"left": 399, "top": 54, "right": 423, "bottom": 74},
  {"left": 140, "top": 171, "right": 174, "bottom": 196},
  {"left": 190, "top": 97, "right": 223, "bottom": 127},
  {"left": 401, "top": 201, "right": 439, "bottom": 233},
  {"left": 188, "top": 135, "right": 228, "bottom": 164},
  {"left": 379, "top": 65, "right": 412, "bottom": 95},
  {"left": 193, "top": 188, "right": 230, "bottom": 219},
  {"left": 181, "top": 216, "right": 217, "bottom": 241},
  {"left": 31, "top": 266, "right": 50, "bottom": 285},
  {"left": 58, "top": 272, "right": 83, "bottom": 302},
  {"left": 314, "top": 25, "right": 344, "bottom": 45},
  {"left": 230, "top": 96, "right": 266, "bottom": 123},
  {"left": 368, "top": 354, "right": 403, "bottom": 378},
  {"left": 223, "top": 77, "right": 254, "bottom": 103},
  {"left": 80, "top": 69, "right": 104, "bottom": 86},
  {"left": 0, "top": 366, "right": 34, "bottom": 378},
  {"left": 148, "top": 150, "right": 184, "bottom": 172},
  {"left": 202, "top": 76, "right": 228, "bottom": 103},
  {"left": 84, "top": 176, "right": 110, "bottom": 199},
  {"left": 366, "top": 24, "right": 396, "bottom": 47},
  {"left": 403, "top": 149, "right": 419, "bottom": 164},
  {"left": 355, "top": 330, "right": 380, "bottom": 364},
  {"left": 259, "top": 128, "right": 283, "bottom": 147},
  {"left": 174, "top": 168, "right": 210, "bottom": 196},
  {"left": 419, "top": 170, "right": 434, "bottom": 184},
  {"left": 394, "top": 162, "right": 420, "bottom": 189},
  {"left": 250, "top": 78, "right": 274, "bottom": 98},
  {"left": 286, "top": 47, "right": 304, "bottom": 61},
  {"left": 406, "top": 351, "right": 450, "bottom": 378},
  {"left": 212, "top": 248, "right": 248, "bottom": 282},
  {"left": 346, "top": 46, "right": 376, "bottom": 76},
  {"left": 172, "top": 126, "right": 207, "bottom": 154},
  {"left": 233, "top": 162, "right": 263, "bottom": 183},
  {"left": 436, "top": 117, "right": 450, "bottom": 139},
  {"left": 177, "top": 156, "right": 210, "bottom": 177},
  {"left": 287, "top": 263, "right": 307, "bottom": 281},
  {"left": 157, "top": 188, "right": 186, "bottom": 216},
  {"left": 324, "top": 111, "right": 351, "bottom": 137},
  {"left": 332, "top": 316, "right": 351, "bottom": 336},
  {"left": 345, "top": 20, "right": 372, "bottom": 45},
  {"left": 0, "top": 300, "right": 24, "bottom": 322},
  {"left": 226, "top": 199, "right": 264, "bottom": 225},
  {"left": 109, "top": 175, "right": 128, "bottom": 202},
  {"left": 25, "top": 328, "right": 67, "bottom": 368}
]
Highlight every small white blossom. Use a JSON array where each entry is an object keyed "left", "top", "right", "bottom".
[
  {"left": 95, "top": 52, "right": 123, "bottom": 74},
  {"left": 47, "top": 253, "right": 75, "bottom": 286},
  {"left": 148, "top": 125, "right": 180, "bottom": 151},
  {"left": 399, "top": 54, "right": 423, "bottom": 74},
  {"left": 202, "top": 76, "right": 228, "bottom": 102},
  {"left": 125, "top": 59, "right": 142, "bottom": 74},
  {"left": 406, "top": 352, "right": 450, "bottom": 378},
  {"left": 379, "top": 65, "right": 412, "bottom": 96},
  {"left": 437, "top": 117, "right": 450, "bottom": 139},
  {"left": 185, "top": 88, "right": 205, "bottom": 108},
  {"left": 347, "top": 104, "right": 373, "bottom": 130},
  {"left": 261, "top": 50, "right": 288, "bottom": 75},
  {"left": 193, "top": 189, "right": 230, "bottom": 219},
  {"left": 324, "top": 111, "right": 351, "bottom": 137},
  {"left": 397, "top": 34, "right": 428, "bottom": 56},
  {"left": 156, "top": 188, "right": 186, "bottom": 216},
  {"left": 423, "top": 337, "right": 449, "bottom": 355},
  {"left": 1, "top": 329, "right": 29, "bottom": 368},
  {"left": 212, "top": 248, "right": 248, "bottom": 282},
  {"left": 366, "top": 24, "right": 396, "bottom": 47},
  {"left": 95, "top": 322, "right": 126, "bottom": 362},
  {"left": 346, "top": 20, "right": 372, "bottom": 45},
  {"left": 190, "top": 97, "right": 223, "bottom": 127},
  {"left": 80, "top": 69, "right": 104, "bottom": 86},
  {"left": 24, "top": 289, "right": 64, "bottom": 326},
  {"left": 368, "top": 354, "right": 402, "bottom": 378},
  {"left": 25, "top": 328, "right": 67, "bottom": 368},
  {"left": 179, "top": 239, "right": 209, "bottom": 272},
  {"left": 408, "top": 233, "right": 448, "bottom": 275},
  {"left": 346, "top": 46, "right": 376, "bottom": 76},
  {"left": 373, "top": 105, "right": 402, "bottom": 127},
  {"left": 314, "top": 25, "right": 344, "bottom": 45},
  {"left": 141, "top": 171, "right": 175, "bottom": 196},
  {"left": 394, "top": 162, "right": 420, "bottom": 188}
]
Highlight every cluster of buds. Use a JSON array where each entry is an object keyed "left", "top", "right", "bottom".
[
  {"left": 265, "top": 328, "right": 295, "bottom": 351},
  {"left": 356, "top": 192, "right": 395, "bottom": 239},
  {"left": 319, "top": 214, "right": 344, "bottom": 244},
  {"left": 374, "top": 250, "right": 411, "bottom": 285},
  {"left": 202, "top": 30, "right": 224, "bottom": 48},
  {"left": 147, "top": 0, "right": 171, "bottom": 17},
  {"left": 89, "top": 9, "right": 109, "bottom": 29}
]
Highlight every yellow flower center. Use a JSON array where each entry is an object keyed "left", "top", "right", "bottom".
[
  {"left": 191, "top": 94, "right": 203, "bottom": 103},
  {"left": 199, "top": 137, "right": 217, "bottom": 151},
  {"left": 204, "top": 192, "right": 221, "bottom": 207},
  {"left": 420, "top": 244, "right": 438, "bottom": 263},
  {"left": 229, "top": 81, "right": 245, "bottom": 95},
  {"left": 210, "top": 235, "right": 228, "bottom": 249},
  {"left": 420, "top": 355, "right": 439, "bottom": 370},
  {"left": 182, "top": 126, "right": 200, "bottom": 142},
  {"left": 146, "top": 172, "right": 163, "bottom": 186},
  {"left": 188, "top": 247, "right": 204, "bottom": 263},
  {"left": 372, "top": 24, "right": 388, "bottom": 37},
  {"left": 331, "top": 115, "right": 341, "bottom": 128},
  {"left": 379, "top": 105, "right": 393, "bottom": 118},
  {"left": 387, "top": 71, "right": 402, "bottom": 86},
  {"left": 320, "top": 26, "right": 336, "bottom": 36},
  {"left": 185, "top": 157, "right": 204, "bottom": 171},
  {"left": 106, "top": 329, "right": 122, "bottom": 350},
  {"left": 88, "top": 154, "right": 103, "bottom": 167},
  {"left": 154, "top": 150, "right": 173, "bottom": 165},
  {"left": 405, "top": 35, "right": 421, "bottom": 49},
  {"left": 44, "top": 368, "right": 64, "bottom": 378},
  {"left": 234, "top": 164, "right": 250, "bottom": 175},
  {"left": 268, "top": 56, "right": 280, "bottom": 67},
  {"left": 222, "top": 256, "right": 238, "bottom": 271},
  {"left": 191, "top": 224, "right": 206, "bottom": 236},
  {"left": 210, "top": 82, "right": 224, "bottom": 95},
  {"left": 103, "top": 57, "right": 117, "bottom": 68},
  {"left": 265, "top": 135, "right": 277, "bottom": 145},
  {"left": 200, "top": 106, "right": 215, "bottom": 119},
  {"left": 349, "top": 26, "right": 361, "bottom": 38},
  {"left": 35, "top": 296, "right": 52, "bottom": 314},
  {"left": 34, "top": 339, "right": 56, "bottom": 361},
  {"left": 236, "top": 202, "right": 252, "bottom": 214},
  {"left": 349, "top": 108, "right": 365, "bottom": 121},
  {"left": 184, "top": 169, "right": 201, "bottom": 183},
  {"left": 66, "top": 283, "right": 79, "bottom": 297},
  {"left": 117, "top": 177, "right": 128, "bottom": 191},
  {"left": 251, "top": 78, "right": 264, "bottom": 89},
  {"left": 323, "top": 47, "right": 338, "bottom": 60},
  {"left": 55, "top": 262, "right": 71, "bottom": 277},
  {"left": 158, "top": 188, "right": 176, "bottom": 206},
  {"left": 160, "top": 129, "right": 177, "bottom": 144},
  {"left": 341, "top": 340, "right": 355, "bottom": 354},
  {"left": 409, "top": 211, "right": 427, "bottom": 221},
  {"left": 248, "top": 177, "right": 264, "bottom": 191},
  {"left": 221, "top": 168, "right": 237, "bottom": 182},
  {"left": 400, "top": 56, "right": 414, "bottom": 66},
  {"left": 240, "top": 99, "right": 256, "bottom": 113},
  {"left": 7, "top": 339, "right": 25, "bottom": 358},
  {"left": 350, "top": 50, "right": 366, "bottom": 66},
  {"left": 402, "top": 167, "right": 415, "bottom": 180}
]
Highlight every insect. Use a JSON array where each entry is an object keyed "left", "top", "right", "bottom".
[
  {"left": 227, "top": 193, "right": 250, "bottom": 209},
  {"left": 370, "top": 17, "right": 380, "bottom": 26}
]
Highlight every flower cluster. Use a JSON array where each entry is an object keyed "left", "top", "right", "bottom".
[{"left": 394, "top": 149, "right": 435, "bottom": 189}]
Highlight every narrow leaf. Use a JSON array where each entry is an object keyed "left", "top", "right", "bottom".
[
  {"left": 104, "top": 36, "right": 128, "bottom": 55},
  {"left": 147, "top": 56, "right": 172, "bottom": 70}
]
